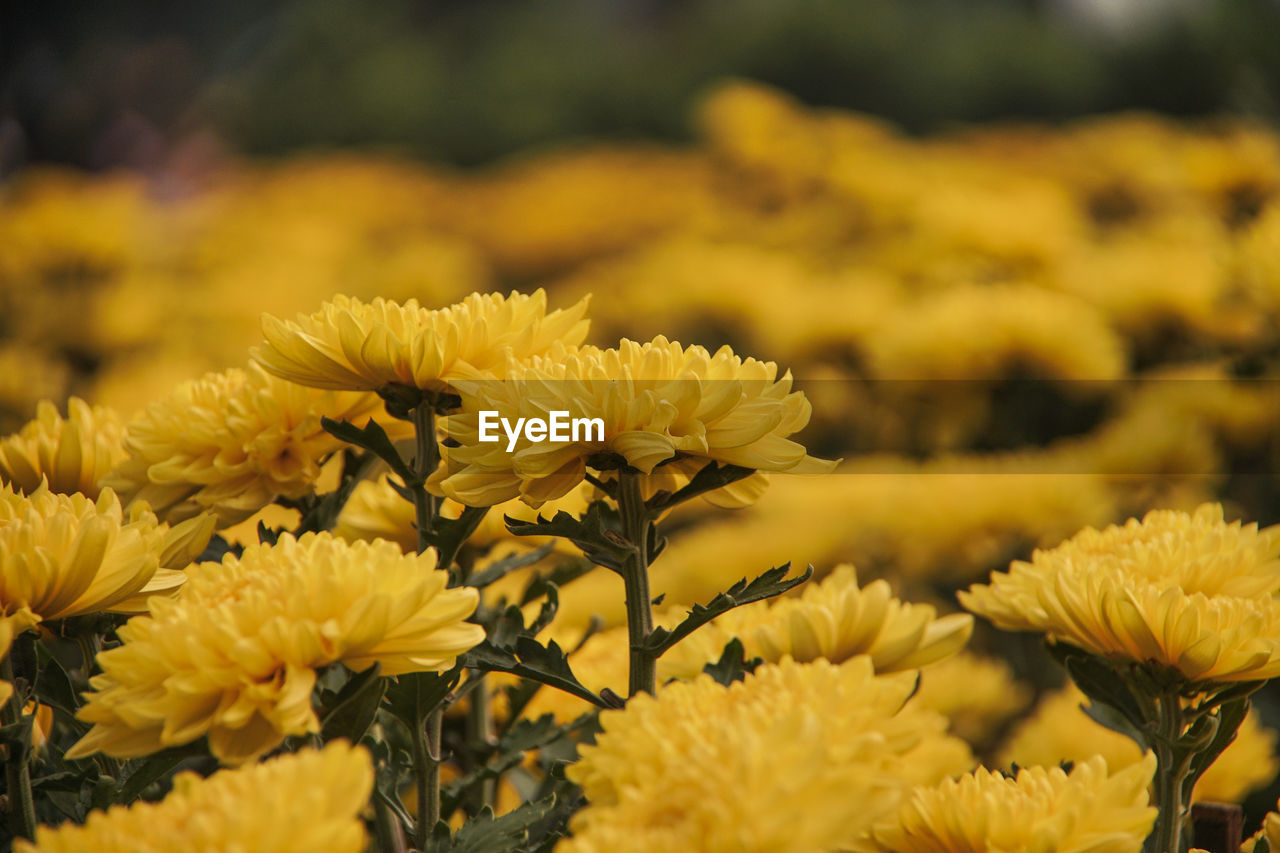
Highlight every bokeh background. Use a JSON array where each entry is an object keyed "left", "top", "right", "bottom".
[{"left": 6, "top": 0, "right": 1280, "bottom": 834}]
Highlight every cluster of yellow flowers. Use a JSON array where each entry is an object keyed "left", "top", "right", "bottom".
[{"left": 4, "top": 76, "right": 1280, "bottom": 851}]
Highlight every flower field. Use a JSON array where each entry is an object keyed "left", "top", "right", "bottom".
[{"left": 3, "top": 80, "right": 1280, "bottom": 851}]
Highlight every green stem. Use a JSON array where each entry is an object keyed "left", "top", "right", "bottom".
[
  {"left": 1149, "top": 691, "right": 1191, "bottom": 853},
  {"left": 617, "top": 470, "right": 656, "bottom": 696},
  {"left": 466, "top": 676, "right": 497, "bottom": 810},
  {"left": 1, "top": 655, "right": 36, "bottom": 840},
  {"left": 407, "top": 401, "right": 445, "bottom": 848}
]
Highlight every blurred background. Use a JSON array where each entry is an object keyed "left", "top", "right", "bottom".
[
  {"left": 5, "top": 0, "right": 1280, "bottom": 173},
  {"left": 6, "top": 0, "right": 1280, "bottom": 834}
]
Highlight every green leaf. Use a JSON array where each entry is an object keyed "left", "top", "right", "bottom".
[
  {"left": 644, "top": 564, "right": 813, "bottom": 657},
  {"left": 441, "top": 714, "right": 585, "bottom": 816},
  {"left": 701, "top": 638, "right": 761, "bottom": 686},
  {"left": 433, "top": 506, "right": 492, "bottom": 571},
  {"left": 321, "top": 417, "right": 414, "bottom": 483},
  {"left": 116, "top": 743, "right": 207, "bottom": 804},
  {"left": 320, "top": 663, "right": 385, "bottom": 743},
  {"left": 34, "top": 643, "right": 82, "bottom": 717},
  {"left": 424, "top": 797, "right": 559, "bottom": 853},
  {"left": 1081, "top": 699, "right": 1146, "bottom": 750},
  {"left": 462, "top": 639, "right": 608, "bottom": 709},
  {"left": 384, "top": 670, "right": 460, "bottom": 728},
  {"left": 504, "top": 503, "right": 630, "bottom": 571},
  {"left": 1047, "top": 642, "right": 1152, "bottom": 735},
  {"left": 468, "top": 544, "right": 555, "bottom": 591},
  {"left": 646, "top": 462, "right": 755, "bottom": 512},
  {"left": 518, "top": 558, "right": 595, "bottom": 606}
]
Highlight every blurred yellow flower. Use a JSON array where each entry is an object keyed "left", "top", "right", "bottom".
[
  {"left": 16, "top": 741, "right": 372, "bottom": 853},
  {"left": 432, "top": 336, "right": 836, "bottom": 508},
  {"left": 0, "top": 398, "right": 125, "bottom": 498},
  {"left": 253, "top": 289, "right": 590, "bottom": 392},
  {"left": 911, "top": 652, "right": 1032, "bottom": 746},
  {"left": 695, "top": 564, "right": 973, "bottom": 673},
  {"left": 562, "top": 657, "right": 971, "bottom": 853},
  {"left": 859, "top": 755, "right": 1157, "bottom": 853},
  {"left": 1, "top": 482, "right": 176, "bottom": 633},
  {"left": 960, "top": 504, "right": 1280, "bottom": 682},
  {"left": 68, "top": 531, "right": 485, "bottom": 764},
  {"left": 102, "top": 363, "right": 394, "bottom": 527},
  {"left": 999, "top": 684, "right": 1279, "bottom": 805},
  {"left": 0, "top": 617, "right": 13, "bottom": 705}
]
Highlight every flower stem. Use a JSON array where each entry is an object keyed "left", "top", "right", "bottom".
[
  {"left": 407, "top": 401, "right": 445, "bottom": 848},
  {"left": 1, "top": 654, "right": 36, "bottom": 841},
  {"left": 617, "top": 470, "right": 656, "bottom": 696},
  {"left": 1149, "top": 691, "right": 1191, "bottom": 853}
]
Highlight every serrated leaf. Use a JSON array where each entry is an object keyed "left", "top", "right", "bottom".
[
  {"left": 433, "top": 506, "right": 492, "bottom": 571},
  {"left": 469, "top": 544, "right": 555, "bottom": 591},
  {"left": 425, "top": 798, "right": 559, "bottom": 853},
  {"left": 518, "top": 558, "right": 595, "bottom": 606},
  {"left": 321, "top": 417, "right": 415, "bottom": 483},
  {"left": 384, "top": 670, "right": 459, "bottom": 728},
  {"left": 505, "top": 503, "right": 630, "bottom": 571},
  {"left": 701, "top": 638, "right": 762, "bottom": 686},
  {"left": 646, "top": 462, "right": 755, "bottom": 512},
  {"left": 462, "top": 639, "right": 608, "bottom": 709},
  {"left": 644, "top": 564, "right": 813, "bottom": 657},
  {"left": 320, "top": 663, "right": 385, "bottom": 743}
]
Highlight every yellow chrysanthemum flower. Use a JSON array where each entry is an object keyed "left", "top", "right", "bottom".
[
  {"left": 960, "top": 504, "right": 1280, "bottom": 682},
  {"left": 999, "top": 684, "right": 1279, "bottom": 805},
  {"left": 67, "top": 531, "right": 485, "bottom": 764},
  {"left": 431, "top": 336, "right": 836, "bottom": 508},
  {"left": 1, "top": 482, "right": 177, "bottom": 633},
  {"left": 101, "top": 363, "right": 396, "bottom": 527},
  {"left": 16, "top": 741, "right": 372, "bottom": 853},
  {"left": 682, "top": 565, "right": 973, "bottom": 674},
  {"left": 253, "top": 289, "right": 591, "bottom": 392},
  {"left": 859, "top": 755, "right": 1157, "bottom": 853},
  {"left": 0, "top": 398, "right": 125, "bottom": 498},
  {"left": 562, "top": 657, "right": 972, "bottom": 853}
]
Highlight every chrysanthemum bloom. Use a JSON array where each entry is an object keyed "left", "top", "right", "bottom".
[
  {"left": 999, "top": 684, "right": 1279, "bottom": 805},
  {"left": 1, "top": 482, "right": 178, "bottom": 634},
  {"left": 679, "top": 565, "right": 972, "bottom": 674},
  {"left": 960, "top": 504, "right": 1280, "bottom": 682},
  {"left": 101, "top": 363, "right": 396, "bottom": 527},
  {"left": 859, "top": 755, "right": 1157, "bottom": 853},
  {"left": 16, "top": 741, "right": 372, "bottom": 853},
  {"left": 431, "top": 336, "right": 837, "bottom": 508},
  {"left": 561, "top": 657, "right": 972, "bottom": 853},
  {"left": 68, "top": 531, "right": 485, "bottom": 764},
  {"left": 253, "top": 289, "right": 591, "bottom": 392},
  {"left": 0, "top": 398, "right": 125, "bottom": 498}
]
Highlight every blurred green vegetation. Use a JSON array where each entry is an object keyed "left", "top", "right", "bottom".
[{"left": 5, "top": 0, "right": 1280, "bottom": 168}]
